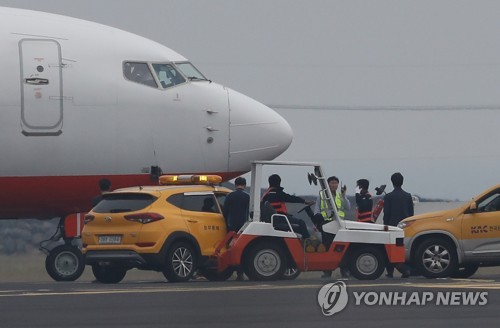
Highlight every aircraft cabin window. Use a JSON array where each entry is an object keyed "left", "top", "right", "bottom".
[
  {"left": 123, "top": 62, "right": 158, "bottom": 88},
  {"left": 175, "top": 62, "right": 207, "bottom": 81},
  {"left": 152, "top": 63, "right": 186, "bottom": 89}
]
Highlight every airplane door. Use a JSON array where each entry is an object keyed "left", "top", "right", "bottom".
[{"left": 19, "top": 39, "right": 63, "bottom": 136}]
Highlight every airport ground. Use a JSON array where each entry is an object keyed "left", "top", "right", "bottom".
[
  {"left": 0, "top": 201, "right": 490, "bottom": 327},
  {"left": 0, "top": 253, "right": 499, "bottom": 328}
]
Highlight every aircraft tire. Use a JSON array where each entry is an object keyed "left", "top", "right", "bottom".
[{"left": 45, "top": 245, "right": 85, "bottom": 282}]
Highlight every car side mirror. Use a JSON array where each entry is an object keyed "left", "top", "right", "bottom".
[{"left": 469, "top": 202, "right": 477, "bottom": 212}]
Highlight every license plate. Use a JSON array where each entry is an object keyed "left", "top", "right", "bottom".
[{"left": 98, "top": 235, "right": 122, "bottom": 245}]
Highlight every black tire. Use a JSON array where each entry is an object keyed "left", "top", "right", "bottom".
[
  {"left": 414, "top": 237, "right": 458, "bottom": 278},
  {"left": 347, "top": 246, "right": 386, "bottom": 280},
  {"left": 450, "top": 264, "right": 480, "bottom": 279},
  {"left": 198, "top": 267, "right": 235, "bottom": 281},
  {"left": 283, "top": 266, "right": 301, "bottom": 280},
  {"left": 91, "top": 264, "right": 127, "bottom": 284},
  {"left": 163, "top": 242, "right": 197, "bottom": 282},
  {"left": 243, "top": 241, "right": 287, "bottom": 281},
  {"left": 45, "top": 245, "right": 85, "bottom": 282}
]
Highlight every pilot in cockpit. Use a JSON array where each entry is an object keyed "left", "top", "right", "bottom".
[{"left": 124, "top": 62, "right": 157, "bottom": 88}]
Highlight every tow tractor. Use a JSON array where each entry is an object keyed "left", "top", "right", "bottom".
[{"left": 216, "top": 161, "right": 405, "bottom": 280}]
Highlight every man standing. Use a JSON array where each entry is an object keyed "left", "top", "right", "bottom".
[
  {"left": 223, "top": 177, "right": 250, "bottom": 281},
  {"left": 314, "top": 176, "right": 350, "bottom": 222},
  {"left": 314, "top": 176, "right": 351, "bottom": 279},
  {"left": 355, "top": 179, "right": 374, "bottom": 223},
  {"left": 383, "top": 172, "right": 413, "bottom": 278},
  {"left": 223, "top": 177, "right": 250, "bottom": 233}
]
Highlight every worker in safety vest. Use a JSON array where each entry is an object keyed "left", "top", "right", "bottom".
[
  {"left": 313, "top": 176, "right": 351, "bottom": 279},
  {"left": 261, "top": 174, "right": 314, "bottom": 239},
  {"left": 314, "top": 176, "right": 350, "bottom": 223},
  {"left": 355, "top": 179, "right": 374, "bottom": 223}
]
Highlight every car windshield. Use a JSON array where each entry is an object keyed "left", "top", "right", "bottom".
[
  {"left": 175, "top": 62, "right": 208, "bottom": 81},
  {"left": 93, "top": 193, "right": 157, "bottom": 213},
  {"left": 152, "top": 63, "right": 186, "bottom": 89}
]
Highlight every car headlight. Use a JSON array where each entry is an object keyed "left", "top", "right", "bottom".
[{"left": 397, "top": 220, "right": 415, "bottom": 229}]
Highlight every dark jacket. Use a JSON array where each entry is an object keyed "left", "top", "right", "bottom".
[
  {"left": 383, "top": 187, "right": 414, "bottom": 226},
  {"left": 261, "top": 187, "right": 306, "bottom": 215},
  {"left": 356, "top": 191, "right": 373, "bottom": 222},
  {"left": 355, "top": 191, "right": 373, "bottom": 214},
  {"left": 223, "top": 188, "right": 250, "bottom": 232}
]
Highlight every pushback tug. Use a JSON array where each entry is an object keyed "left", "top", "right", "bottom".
[{"left": 216, "top": 161, "right": 406, "bottom": 280}]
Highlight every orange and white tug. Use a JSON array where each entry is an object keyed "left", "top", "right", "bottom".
[{"left": 216, "top": 161, "right": 405, "bottom": 280}]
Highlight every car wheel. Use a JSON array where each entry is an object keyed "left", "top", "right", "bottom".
[
  {"left": 243, "top": 241, "right": 286, "bottom": 281},
  {"left": 347, "top": 246, "right": 386, "bottom": 280},
  {"left": 45, "top": 245, "right": 85, "bottom": 282},
  {"left": 414, "top": 237, "right": 458, "bottom": 278},
  {"left": 283, "top": 266, "right": 301, "bottom": 280},
  {"left": 450, "top": 264, "right": 479, "bottom": 279},
  {"left": 163, "top": 242, "right": 196, "bottom": 282},
  {"left": 198, "top": 267, "right": 235, "bottom": 281},
  {"left": 91, "top": 264, "right": 127, "bottom": 284}
]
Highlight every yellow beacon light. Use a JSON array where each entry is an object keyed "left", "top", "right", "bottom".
[
  {"left": 193, "top": 175, "right": 223, "bottom": 185},
  {"left": 159, "top": 175, "right": 178, "bottom": 185},
  {"left": 159, "top": 174, "right": 222, "bottom": 186}
]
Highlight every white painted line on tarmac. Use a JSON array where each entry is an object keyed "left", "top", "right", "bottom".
[{"left": 0, "top": 279, "right": 498, "bottom": 297}]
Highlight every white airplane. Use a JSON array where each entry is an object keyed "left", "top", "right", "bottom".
[{"left": 0, "top": 7, "right": 293, "bottom": 280}]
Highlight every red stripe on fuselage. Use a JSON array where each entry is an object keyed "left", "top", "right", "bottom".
[{"left": 0, "top": 172, "right": 243, "bottom": 219}]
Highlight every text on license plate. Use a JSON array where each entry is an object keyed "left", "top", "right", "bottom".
[{"left": 98, "top": 235, "right": 122, "bottom": 244}]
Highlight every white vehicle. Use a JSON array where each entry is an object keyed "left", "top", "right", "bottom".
[
  {"left": 216, "top": 161, "right": 406, "bottom": 280},
  {"left": 0, "top": 7, "right": 292, "bottom": 281}
]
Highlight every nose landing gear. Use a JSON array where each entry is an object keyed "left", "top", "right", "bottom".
[{"left": 40, "top": 214, "right": 86, "bottom": 281}]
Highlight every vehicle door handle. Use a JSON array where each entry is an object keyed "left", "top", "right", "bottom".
[
  {"left": 206, "top": 109, "right": 218, "bottom": 114},
  {"left": 205, "top": 126, "right": 219, "bottom": 132},
  {"left": 25, "top": 78, "right": 49, "bottom": 85},
  {"left": 187, "top": 219, "right": 198, "bottom": 223}
]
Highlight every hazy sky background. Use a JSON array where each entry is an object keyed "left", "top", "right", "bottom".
[{"left": 2, "top": 0, "right": 500, "bottom": 200}]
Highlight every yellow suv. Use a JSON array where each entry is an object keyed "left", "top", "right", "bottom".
[
  {"left": 82, "top": 175, "right": 232, "bottom": 283},
  {"left": 398, "top": 184, "right": 500, "bottom": 278}
]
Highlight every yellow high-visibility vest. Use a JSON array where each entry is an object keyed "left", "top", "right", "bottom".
[{"left": 320, "top": 192, "right": 344, "bottom": 221}]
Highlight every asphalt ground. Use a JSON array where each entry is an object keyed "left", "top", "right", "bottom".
[{"left": 0, "top": 272, "right": 498, "bottom": 328}]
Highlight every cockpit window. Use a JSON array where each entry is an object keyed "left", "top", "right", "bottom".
[
  {"left": 152, "top": 63, "right": 186, "bottom": 89},
  {"left": 175, "top": 62, "right": 207, "bottom": 81},
  {"left": 123, "top": 62, "right": 158, "bottom": 88}
]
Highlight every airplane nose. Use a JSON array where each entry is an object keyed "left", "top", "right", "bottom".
[{"left": 227, "top": 89, "right": 293, "bottom": 171}]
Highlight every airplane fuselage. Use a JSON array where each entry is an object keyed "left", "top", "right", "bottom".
[{"left": 0, "top": 7, "right": 293, "bottom": 219}]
